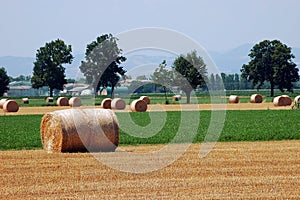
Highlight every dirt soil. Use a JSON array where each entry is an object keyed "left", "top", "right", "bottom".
[{"left": 0, "top": 141, "right": 299, "bottom": 199}]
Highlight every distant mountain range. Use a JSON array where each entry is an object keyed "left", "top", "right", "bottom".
[{"left": 1, "top": 44, "right": 300, "bottom": 78}]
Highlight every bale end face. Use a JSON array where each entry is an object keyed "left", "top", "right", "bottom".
[
  {"left": 229, "top": 95, "right": 239, "bottom": 104},
  {"left": 130, "top": 99, "right": 147, "bottom": 112},
  {"left": 3, "top": 100, "right": 19, "bottom": 112},
  {"left": 69, "top": 97, "right": 82, "bottom": 107},
  {"left": 250, "top": 94, "right": 263, "bottom": 103},
  {"left": 57, "top": 97, "right": 69, "bottom": 106},
  {"left": 101, "top": 98, "right": 112, "bottom": 109},
  {"left": 111, "top": 98, "right": 126, "bottom": 110},
  {"left": 139, "top": 96, "right": 150, "bottom": 104}
]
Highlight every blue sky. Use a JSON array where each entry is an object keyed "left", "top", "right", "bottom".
[{"left": 0, "top": 0, "right": 300, "bottom": 57}]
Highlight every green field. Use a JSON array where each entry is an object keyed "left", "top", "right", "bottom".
[{"left": 0, "top": 110, "right": 300, "bottom": 150}]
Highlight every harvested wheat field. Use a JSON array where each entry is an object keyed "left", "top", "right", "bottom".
[{"left": 1, "top": 140, "right": 299, "bottom": 199}]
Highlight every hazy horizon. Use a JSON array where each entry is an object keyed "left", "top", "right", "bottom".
[{"left": 1, "top": 0, "right": 300, "bottom": 57}]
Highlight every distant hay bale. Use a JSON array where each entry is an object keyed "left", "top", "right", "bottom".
[
  {"left": 273, "top": 95, "right": 292, "bottom": 106},
  {"left": 101, "top": 98, "right": 112, "bottom": 109},
  {"left": 281, "top": 95, "right": 292, "bottom": 106},
  {"left": 172, "top": 95, "right": 182, "bottom": 101},
  {"left": 294, "top": 95, "right": 300, "bottom": 105},
  {"left": 229, "top": 95, "right": 239, "bottom": 103},
  {"left": 46, "top": 97, "right": 54, "bottom": 103},
  {"left": 57, "top": 97, "right": 69, "bottom": 106},
  {"left": 111, "top": 98, "right": 126, "bottom": 110},
  {"left": 69, "top": 97, "right": 82, "bottom": 107},
  {"left": 250, "top": 94, "right": 263, "bottom": 103},
  {"left": 130, "top": 99, "right": 147, "bottom": 112},
  {"left": 22, "top": 98, "right": 29, "bottom": 104},
  {"left": 3, "top": 100, "right": 19, "bottom": 112},
  {"left": 139, "top": 96, "right": 150, "bottom": 104},
  {"left": 40, "top": 108, "right": 119, "bottom": 153},
  {"left": 0, "top": 98, "right": 8, "bottom": 109}
]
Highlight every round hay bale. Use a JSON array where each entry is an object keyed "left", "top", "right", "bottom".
[
  {"left": 139, "top": 96, "right": 150, "bottom": 104},
  {"left": 130, "top": 99, "right": 147, "bottom": 112},
  {"left": 46, "top": 97, "right": 54, "bottom": 103},
  {"left": 101, "top": 98, "right": 112, "bottom": 109},
  {"left": 250, "top": 94, "right": 263, "bottom": 103},
  {"left": 281, "top": 95, "right": 292, "bottom": 106},
  {"left": 172, "top": 95, "right": 182, "bottom": 101},
  {"left": 111, "top": 98, "right": 126, "bottom": 110},
  {"left": 40, "top": 108, "right": 119, "bottom": 153},
  {"left": 69, "top": 97, "right": 82, "bottom": 107},
  {"left": 57, "top": 97, "right": 69, "bottom": 106},
  {"left": 294, "top": 95, "right": 300, "bottom": 104},
  {"left": 22, "top": 98, "right": 29, "bottom": 104},
  {"left": 273, "top": 96, "right": 286, "bottom": 106},
  {"left": 0, "top": 98, "right": 8, "bottom": 109},
  {"left": 229, "top": 95, "right": 239, "bottom": 104},
  {"left": 3, "top": 100, "right": 19, "bottom": 112}
]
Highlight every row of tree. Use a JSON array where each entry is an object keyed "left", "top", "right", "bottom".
[{"left": 0, "top": 36, "right": 299, "bottom": 103}]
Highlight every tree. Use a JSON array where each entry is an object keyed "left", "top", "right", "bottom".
[
  {"left": 152, "top": 60, "right": 174, "bottom": 103},
  {"left": 241, "top": 40, "right": 299, "bottom": 96},
  {"left": 0, "top": 67, "right": 10, "bottom": 96},
  {"left": 31, "top": 39, "right": 73, "bottom": 97},
  {"left": 173, "top": 50, "right": 207, "bottom": 103},
  {"left": 80, "top": 34, "right": 126, "bottom": 98}
]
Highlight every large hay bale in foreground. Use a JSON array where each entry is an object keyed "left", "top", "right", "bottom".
[
  {"left": 250, "top": 94, "right": 263, "bottom": 103},
  {"left": 130, "top": 99, "right": 147, "bottom": 112},
  {"left": 172, "top": 95, "right": 182, "bottom": 101},
  {"left": 3, "top": 100, "right": 19, "bottom": 112},
  {"left": 46, "top": 97, "right": 53, "bottom": 103},
  {"left": 57, "top": 97, "right": 69, "bottom": 106},
  {"left": 111, "top": 98, "right": 126, "bottom": 110},
  {"left": 40, "top": 108, "right": 119, "bottom": 153},
  {"left": 229, "top": 95, "right": 239, "bottom": 104},
  {"left": 0, "top": 98, "right": 8, "bottom": 109},
  {"left": 22, "top": 98, "right": 29, "bottom": 104},
  {"left": 273, "top": 96, "right": 286, "bottom": 106},
  {"left": 139, "top": 96, "right": 150, "bottom": 104},
  {"left": 101, "top": 98, "right": 112, "bottom": 109},
  {"left": 69, "top": 97, "right": 81, "bottom": 107}
]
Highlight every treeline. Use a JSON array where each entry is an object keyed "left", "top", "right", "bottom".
[{"left": 208, "top": 73, "right": 300, "bottom": 91}]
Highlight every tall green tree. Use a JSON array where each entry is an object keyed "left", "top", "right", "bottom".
[
  {"left": 173, "top": 50, "right": 207, "bottom": 103},
  {"left": 241, "top": 40, "right": 299, "bottom": 96},
  {"left": 31, "top": 39, "right": 73, "bottom": 97},
  {"left": 0, "top": 67, "right": 10, "bottom": 96},
  {"left": 152, "top": 60, "right": 174, "bottom": 103},
  {"left": 80, "top": 34, "right": 126, "bottom": 98}
]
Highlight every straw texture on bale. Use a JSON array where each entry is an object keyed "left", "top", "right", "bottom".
[
  {"left": 130, "top": 99, "right": 147, "bottom": 112},
  {"left": 46, "top": 97, "right": 53, "bottom": 103},
  {"left": 139, "top": 96, "right": 150, "bottom": 104},
  {"left": 229, "top": 95, "right": 239, "bottom": 103},
  {"left": 172, "top": 95, "right": 182, "bottom": 101},
  {"left": 40, "top": 108, "right": 119, "bottom": 153},
  {"left": 69, "top": 97, "right": 81, "bottom": 107},
  {"left": 22, "top": 98, "right": 29, "bottom": 104},
  {"left": 111, "top": 98, "right": 126, "bottom": 110},
  {"left": 250, "top": 94, "right": 263, "bottom": 103},
  {"left": 273, "top": 95, "right": 292, "bottom": 106},
  {"left": 57, "top": 97, "right": 69, "bottom": 106},
  {"left": 101, "top": 98, "right": 112, "bottom": 109},
  {"left": 0, "top": 98, "right": 8, "bottom": 109},
  {"left": 3, "top": 100, "right": 19, "bottom": 112}
]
